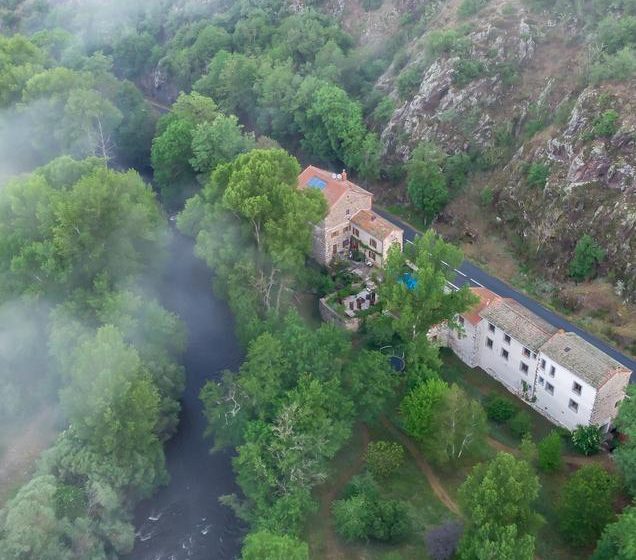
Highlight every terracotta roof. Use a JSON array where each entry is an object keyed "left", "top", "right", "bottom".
[
  {"left": 540, "top": 331, "right": 631, "bottom": 389},
  {"left": 351, "top": 209, "right": 402, "bottom": 241},
  {"left": 298, "top": 165, "right": 372, "bottom": 208},
  {"left": 480, "top": 298, "right": 558, "bottom": 351},
  {"left": 462, "top": 287, "right": 501, "bottom": 326}
]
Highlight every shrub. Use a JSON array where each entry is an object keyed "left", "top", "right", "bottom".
[
  {"left": 571, "top": 425, "right": 603, "bottom": 456},
  {"left": 592, "top": 110, "right": 620, "bottom": 138},
  {"left": 558, "top": 465, "right": 620, "bottom": 547},
  {"left": 426, "top": 29, "right": 470, "bottom": 58},
  {"left": 508, "top": 411, "right": 532, "bottom": 439},
  {"left": 362, "top": 0, "right": 384, "bottom": 11},
  {"left": 589, "top": 47, "right": 636, "bottom": 83},
  {"left": 519, "top": 433, "right": 538, "bottom": 464},
  {"left": 369, "top": 499, "right": 411, "bottom": 542},
  {"left": 365, "top": 441, "right": 405, "bottom": 479},
  {"left": 485, "top": 395, "right": 517, "bottom": 423},
  {"left": 333, "top": 495, "right": 373, "bottom": 541},
  {"left": 397, "top": 67, "right": 421, "bottom": 99},
  {"left": 525, "top": 162, "right": 550, "bottom": 188},
  {"left": 458, "top": 0, "right": 490, "bottom": 18},
  {"left": 452, "top": 58, "right": 486, "bottom": 86},
  {"left": 480, "top": 186, "right": 494, "bottom": 207},
  {"left": 538, "top": 430, "right": 563, "bottom": 472},
  {"left": 425, "top": 521, "right": 464, "bottom": 560},
  {"left": 569, "top": 234, "right": 605, "bottom": 281}
]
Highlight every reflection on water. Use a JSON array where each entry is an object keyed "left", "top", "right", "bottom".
[{"left": 126, "top": 232, "right": 245, "bottom": 560}]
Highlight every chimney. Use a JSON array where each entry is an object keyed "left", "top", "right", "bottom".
[{"left": 342, "top": 169, "right": 347, "bottom": 181}]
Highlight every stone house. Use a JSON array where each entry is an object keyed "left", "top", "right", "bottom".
[
  {"left": 298, "top": 165, "right": 403, "bottom": 266},
  {"left": 433, "top": 287, "right": 631, "bottom": 432}
]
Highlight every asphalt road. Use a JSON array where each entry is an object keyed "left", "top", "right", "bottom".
[{"left": 374, "top": 208, "right": 636, "bottom": 381}]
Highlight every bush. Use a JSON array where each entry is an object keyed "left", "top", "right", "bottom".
[
  {"left": 458, "top": 0, "right": 490, "bottom": 18},
  {"left": 369, "top": 499, "right": 412, "bottom": 542},
  {"left": 426, "top": 29, "right": 470, "bottom": 58},
  {"left": 425, "top": 521, "right": 464, "bottom": 560},
  {"left": 592, "top": 110, "right": 620, "bottom": 138},
  {"left": 480, "top": 186, "right": 494, "bottom": 207},
  {"left": 485, "top": 395, "right": 517, "bottom": 423},
  {"left": 538, "top": 430, "right": 563, "bottom": 472},
  {"left": 571, "top": 425, "right": 603, "bottom": 456},
  {"left": 589, "top": 47, "right": 636, "bottom": 83},
  {"left": 452, "top": 58, "right": 486, "bottom": 86},
  {"left": 333, "top": 495, "right": 373, "bottom": 541},
  {"left": 558, "top": 465, "right": 620, "bottom": 547},
  {"left": 365, "top": 441, "right": 405, "bottom": 479},
  {"left": 525, "top": 162, "right": 550, "bottom": 188},
  {"left": 362, "top": 0, "right": 384, "bottom": 10},
  {"left": 569, "top": 234, "right": 605, "bottom": 281},
  {"left": 397, "top": 67, "right": 422, "bottom": 99},
  {"left": 508, "top": 411, "right": 532, "bottom": 439}
]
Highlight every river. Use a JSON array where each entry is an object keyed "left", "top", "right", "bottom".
[{"left": 127, "top": 232, "right": 245, "bottom": 560}]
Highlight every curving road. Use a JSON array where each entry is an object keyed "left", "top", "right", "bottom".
[{"left": 374, "top": 208, "right": 636, "bottom": 381}]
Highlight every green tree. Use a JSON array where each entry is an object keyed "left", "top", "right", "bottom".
[
  {"left": 537, "top": 430, "right": 563, "bottom": 472},
  {"left": 592, "top": 506, "right": 636, "bottom": 560},
  {"left": 365, "top": 441, "right": 405, "bottom": 479},
  {"left": 380, "top": 230, "right": 477, "bottom": 342},
  {"left": 458, "top": 453, "right": 540, "bottom": 559},
  {"left": 569, "top": 234, "right": 605, "bottom": 281},
  {"left": 401, "top": 378, "right": 448, "bottom": 441},
  {"left": 592, "top": 109, "right": 620, "bottom": 137},
  {"left": 571, "top": 425, "right": 603, "bottom": 455},
  {"left": 615, "top": 385, "right": 636, "bottom": 496},
  {"left": 241, "top": 531, "right": 309, "bottom": 560},
  {"left": 406, "top": 143, "right": 449, "bottom": 220},
  {"left": 525, "top": 161, "right": 550, "bottom": 188},
  {"left": 558, "top": 465, "right": 620, "bottom": 547}
]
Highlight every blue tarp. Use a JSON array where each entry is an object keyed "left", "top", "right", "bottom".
[{"left": 400, "top": 272, "right": 417, "bottom": 290}]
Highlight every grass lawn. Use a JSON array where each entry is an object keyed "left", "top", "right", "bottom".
[{"left": 382, "top": 204, "right": 429, "bottom": 233}]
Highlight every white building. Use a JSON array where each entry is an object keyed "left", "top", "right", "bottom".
[{"left": 434, "top": 288, "right": 631, "bottom": 432}]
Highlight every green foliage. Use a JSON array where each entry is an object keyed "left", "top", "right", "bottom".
[
  {"left": 241, "top": 531, "right": 309, "bottom": 560},
  {"left": 426, "top": 29, "right": 470, "bottom": 58},
  {"left": 458, "top": 0, "right": 490, "bottom": 18},
  {"left": 402, "top": 380, "right": 486, "bottom": 464},
  {"left": 569, "top": 234, "right": 605, "bottom": 281},
  {"left": 591, "top": 506, "right": 636, "bottom": 560},
  {"left": 571, "top": 425, "right": 603, "bottom": 455},
  {"left": 558, "top": 465, "right": 620, "bottom": 547},
  {"left": 537, "top": 430, "right": 563, "bottom": 472},
  {"left": 458, "top": 453, "right": 540, "bottom": 559},
  {"left": 507, "top": 411, "right": 532, "bottom": 439},
  {"left": 589, "top": 47, "right": 636, "bottom": 83},
  {"left": 484, "top": 395, "right": 517, "bottom": 423},
  {"left": 406, "top": 142, "right": 449, "bottom": 220},
  {"left": 333, "top": 474, "right": 411, "bottom": 543},
  {"left": 480, "top": 186, "right": 494, "bottom": 207},
  {"left": 453, "top": 59, "right": 486, "bottom": 87},
  {"left": 592, "top": 110, "right": 620, "bottom": 138},
  {"left": 615, "top": 385, "right": 636, "bottom": 496},
  {"left": 362, "top": 0, "right": 384, "bottom": 11},
  {"left": 396, "top": 66, "right": 421, "bottom": 99},
  {"left": 365, "top": 441, "right": 405, "bottom": 479},
  {"left": 525, "top": 161, "right": 550, "bottom": 188},
  {"left": 519, "top": 434, "right": 538, "bottom": 464}
]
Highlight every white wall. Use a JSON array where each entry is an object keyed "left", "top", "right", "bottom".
[
  {"left": 447, "top": 318, "right": 479, "bottom": 367},
  {"left": 533, "top": 354, "right": 595, "bottom": 430}
]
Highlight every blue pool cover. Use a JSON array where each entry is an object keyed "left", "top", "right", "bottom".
[
  {"left": 307, "top": 176, "right": 327, "bottom": 189},
  {"left": 400, "top": 272, "right": 417, "bottom": 290}
]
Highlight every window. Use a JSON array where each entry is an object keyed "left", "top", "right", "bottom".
[
  {"left": 569, "top": 399, "right": 579, "bottom": 413},
  {"left": 331, "top": 230, "right": 339, "bottom": 238},
  {"left": 520, "top": 362, "right": 529, "bottom": 374},
  {"left": 549, "top": 365, "right": 555, "bottom": 377},
  {"left": 545, "top": 382, "right": 554, "bottom": 395},
  {"left": 352, "top": 227, "right": 360, "bottom": 237},
  {"left": 538, "top": 376, "right": 544, "bottom": 385},
  {"left": 343, "top": 225, "right": 350, "bottom": 233},
  {"left": 346, "top": 208, "right": 350, "bottom": 215},
  {"left": 503, "top": 334, "right": 511, "bottom": 344},
  {"left": 458, "top": 316, "right": 465, "bottom": 326},
  {"left": 488, "top": 323, "right": 496, "bottom": 333},
  {"left": 523, "top": 347, "right": 531, "bottom": 358},
  {"left": 501, "top": 349, "right": 509, "bottom": 361},
  {"left": 370, "top": 238, "right": 377, "bottom": 249},
  {"left": 342, "top": 239, "right": 349, "bottom": 248},
  {"left": 532, "top": 352, "right": 537, "bottom": 360},
  {"left": 368, "top": 250, "right": 375, "bottom": 261},
  {"left": 540, "top": 359, "right": 546, "bottom": 370},
  {"left": 486, "top": 338, "right": 493, "bottom": 349},
  {"left": 572, "top": 381, "right": 582, "bottom": 396},
  {"left": 332, "top": 244, "right": 337, "bottom": 255}
]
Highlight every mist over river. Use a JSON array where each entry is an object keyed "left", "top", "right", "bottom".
[{"left": 126, "top": 231, "right": 245, "bottom": 560}]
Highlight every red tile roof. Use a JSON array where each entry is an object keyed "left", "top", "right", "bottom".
[
  {"left": 350, "top": 209, "right": 402, "bottom": 241},
  {"left": 298, "top": 165, "right": 372, "bottom": 208},
  {"left": 462, "top": 287, "right": 501, "bottom": 325}
]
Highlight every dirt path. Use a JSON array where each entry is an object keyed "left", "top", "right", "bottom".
[
  {"left": 380, "top": 416, "right": 462, "bottom": 517},
  {"left": 319, "top": 423, "right": 371, "bottom": 560},
  {"left": 487, "top": 436, "right": 615, "bottom": 469}
]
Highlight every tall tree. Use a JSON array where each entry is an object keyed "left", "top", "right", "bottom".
[
  {"left": 592, "top": 506, "right": 636, "bottom": 560},
  {"left": 406, "top": 142, "right": 449, "bottom": 221},
  {"left": 615, "top": 385, "right": 636, "bottom": 496}
]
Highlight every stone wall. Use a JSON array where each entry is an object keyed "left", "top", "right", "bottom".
[{"left": 319, "top": 298, "right": 360, "bottom": 331}]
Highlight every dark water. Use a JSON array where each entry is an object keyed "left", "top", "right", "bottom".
[{"left": 127, "top": 232, "right": 245, "bottom": 560}]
